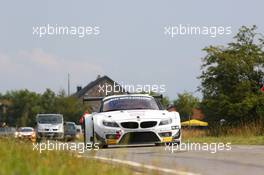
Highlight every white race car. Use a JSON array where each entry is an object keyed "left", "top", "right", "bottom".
[{"left": 83, "top": 94, "right": 181, "bottom": 148}]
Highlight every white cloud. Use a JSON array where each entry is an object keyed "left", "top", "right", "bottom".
[
  {"left": 18, "top": 48, "right": 103, "bottom": 73},
  {"left": 0, "top": 49, "right": 104, "bottom": 93}
]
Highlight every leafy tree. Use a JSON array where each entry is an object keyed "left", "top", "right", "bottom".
[
  {"left": 1, "top": 89, "right": 90, "bottom": 126},
  {"left": 0, "top": 99, "right": 11, "bottom": 123},
  {"left": 57, "top": 89, "right": 67, "bottom": 98},
  {"left": 160, "top": 96, "right": 170, "bottom": 108},
  {"left": 54, "top": 96, "right": 89, "bottom": 123},
  {"left": 173, "top": 92, "right": 200, "bottom": 121},
  {"left": 199, "top": 26, "right": 264, "bottom": 126},
  {"left": 5, "top": 90, "right": 42, "bottom": 126},
  {"left": 40, "top": 89, "right": 56, "bottom": 113}
]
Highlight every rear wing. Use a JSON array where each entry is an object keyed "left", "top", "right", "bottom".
[
  {"left": 83, "top": 94, "right": 163, "bottom": 109},
  {"left": 152, "top": 94, "right": 163, "bottom": 99},
  {"left": 83, "top": 94, "right": 163, "bottom": 105},
  {"left": 83, "top": 96, "right": 103, "bottom": 103}
]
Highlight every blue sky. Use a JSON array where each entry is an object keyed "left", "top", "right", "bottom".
[{"left": 0, "top": 0, "right": 263, "bottom": 99}]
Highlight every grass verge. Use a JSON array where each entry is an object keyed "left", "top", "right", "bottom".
[
  {"left": 183, "top": 135, "right": 264, "bottom": 145},
  {"left": 182, "top": 128, "right": 264, "bottom": 145},
  {"left": 0, "top": 138, "right": 133, "bottom": 175}
]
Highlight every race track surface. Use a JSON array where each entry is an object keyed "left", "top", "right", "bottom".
[{"left": 80, "top": 144, "right": 264, "bottom": 175}]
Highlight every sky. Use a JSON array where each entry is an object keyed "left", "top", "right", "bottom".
[{"left": 0, "top": 0, "right": 263, "bottom": 99}]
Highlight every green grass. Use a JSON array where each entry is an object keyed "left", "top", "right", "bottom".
[
  {"left": 182, "top": 127, "right": 264, "bottom": 145},
  {"left": 182, "top": 121, "right": 264, "bottom": 145},
  {"left": 183, "top": 136, "right": 264, "bottom": 145},
  {"left": 0, "top": 138, "right": 133, "bottom": 175}
]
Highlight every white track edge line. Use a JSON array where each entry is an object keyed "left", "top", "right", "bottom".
[{"left": 77, "top": 155, "right": 200, "bottom": 175}]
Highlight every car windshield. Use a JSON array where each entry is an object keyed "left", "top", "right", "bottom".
[
  {"left": 37, "top": 115, "right": 62, "bottom": 124},
  {"left": 65, "top": 124, "right": 75, "bottom": 131},
  {"left": 102, "top": 96, "right": 159, "bottom": 112},
  {"left": 20, "top": 128, "right": 33, "bottom": 132}
]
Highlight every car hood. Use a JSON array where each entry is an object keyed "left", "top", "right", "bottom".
[
  {"left": 95, "top": 110, "right": 171, "bottom": 122},
  {"left": 37, "top": 123, "right": 62, "bottom": 129},
  {"left": 19, "top": 132, "right": 34, "bottom": 135}
]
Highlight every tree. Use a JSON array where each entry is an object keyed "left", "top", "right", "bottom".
[
  {"left": 173, "top": 92, "right": 200, "bottom": 121},
  {"left": 40, "top": 89, "right": 56, "bottom": 113},
  {"left": 1, "top": 89, "right": 91, "bottom": 126},
  {"left": 57, "top": 96, "right": 92, "bottom": 123},
  {"left": 160, "top": 96, "right": 170, "bottom": 108},
  {"left": 5, "top": 90, "right": 42, "bottom": 126},
  {"left": 57, "top": 89, "right": 67, "bottom": 98},
  {"left": 199, "top": 26, "right": 264, "bottom": 126}
]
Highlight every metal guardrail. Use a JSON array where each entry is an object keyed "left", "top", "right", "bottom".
[{"left": 0, "top": 127, "right": 16, "bottom": 137}]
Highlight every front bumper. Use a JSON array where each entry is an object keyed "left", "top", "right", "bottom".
[
  {"left": 17, "top": 134, "right": 36, "bottom": 140},
  {"left": 37, "top": 132, "right": 64, "bottom": 139},
  {"left": 97, "top": 126, "right": 181, "bottom": 145}
]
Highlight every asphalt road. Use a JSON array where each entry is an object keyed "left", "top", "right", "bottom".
[{"left": 79, "top": 144, "right": 264, "bottom": 175}]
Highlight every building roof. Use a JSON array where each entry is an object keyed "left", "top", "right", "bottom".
[{"left": 72, "top": 75, "right": 121, "bottom": 98}]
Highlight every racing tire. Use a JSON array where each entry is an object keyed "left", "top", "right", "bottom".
[
  {"left": 155, "top": 143, "right": 164, "bottom": 146},
  {"left": 101, "top": 144, "right": 108, "bottom": 149}
]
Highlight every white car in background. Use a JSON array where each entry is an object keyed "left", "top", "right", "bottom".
[
  {"left": 84, "top": 94, "right": 181, "bottom": 148},
  {"left": 36, "top": 114, "right": 64, "bottom": 140},
  {"left": 15, "top": 127, "right": 36, "bottom": 140}
]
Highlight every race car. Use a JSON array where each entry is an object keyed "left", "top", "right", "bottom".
[{"left": 83, "top": 94, "right": 181, "bottom": 148}]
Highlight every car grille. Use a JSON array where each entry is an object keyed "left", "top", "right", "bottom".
[
  {"left": 140, "top": 121, "right": 157, "bottom": 128},
  {"left": 121, "top": 122, "right": 139, "bottom": 129},
  {"left": 158, "top": 132, "right": 172, "bottom": 137},
  {"left": 119, "top": 132, "right": 160, "bottom": 144}
]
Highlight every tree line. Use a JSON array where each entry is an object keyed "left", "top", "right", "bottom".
[
  {"left": 157, "top": 26, "right": 264, "bottom": 127},
  {"left": 0, "top": 89, "right": 90, "bottom": 127},
  {"left": 200, "top": 26, "right": 264, "bottom": 126}
]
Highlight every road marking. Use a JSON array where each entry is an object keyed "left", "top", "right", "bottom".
[{"left": 77, "top": 155, "right": 200, "bottom": 175}]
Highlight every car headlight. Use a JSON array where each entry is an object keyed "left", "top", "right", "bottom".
[
  {"left": 102, "top": 120, "right": 119, "bottom": 127},
  {"left": 171, "top": 125, "right": 180, "bottom": 130},
  {"left": 159, "top": 118, "right": 172, "bottom": 126}
]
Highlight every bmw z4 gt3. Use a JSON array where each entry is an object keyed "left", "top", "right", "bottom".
[{"left": 84, "top": 94, "right": 181, "bottom": 148}]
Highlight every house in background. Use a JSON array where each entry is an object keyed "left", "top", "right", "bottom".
[{"left": 72, "top": 75, "right": 126, "bottom": 111}]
